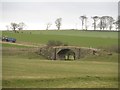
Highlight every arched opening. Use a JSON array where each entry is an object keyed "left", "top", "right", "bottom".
[{"left": 57, "top": 49, "right": 75, "bottom": 60}]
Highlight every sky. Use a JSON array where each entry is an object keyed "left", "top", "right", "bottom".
[{"left": 0, "top": 0, "right": 119, "bottom": 30}]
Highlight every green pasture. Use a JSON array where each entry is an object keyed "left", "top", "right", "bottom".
[
  {"left": 2, "top": 30, "right": 118, "bottom": 48},
  {"left": 2, "top": 55, "right": 118, "bottom": 88},
  {"left": 3, "top": 59, "right": 118, "bottom": 88},
  {"left": 2, "top": 30, "right": 119, "bottom": 88},
  {"left": 2, "top": 43, "right": 30, "bottom": 48}
]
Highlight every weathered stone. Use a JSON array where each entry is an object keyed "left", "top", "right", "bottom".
[{"left": 38, "top": 46, "right": 100, "bottom": 60}]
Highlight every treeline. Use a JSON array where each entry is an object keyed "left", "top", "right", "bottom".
[
  {"left": 6, "top": 15, "right": 120, "bottom": 32},
  {"left": 79, "top": 15, "right": 119, "bottom": 31}
]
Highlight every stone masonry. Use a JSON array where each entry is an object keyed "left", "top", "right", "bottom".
[{"left": 38, "top": 46, "right": 100, "bottom": 60}]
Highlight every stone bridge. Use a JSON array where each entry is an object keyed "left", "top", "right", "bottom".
[
  {"left": 52, "top": 46, "right": 81, "bottom": 60},
  {"left": 39, "top": 46, "right": 100, "bottom": 60}
]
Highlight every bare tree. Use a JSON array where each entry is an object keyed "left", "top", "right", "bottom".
[
  {"left": 102, "top": 16, "right": 108, "bottom": 30},
  {"left": 85, "top": 16, "right": 88, "bottom": 30},
  {"left": 46, "top": 23, "right": 52, "bottom": 30},
  {"left": 98, "top": 16, "right": 109, "bottom": 30},
  {"left": 10, "top": 23, "right": 18, "bottom": 32},
  {"left": 79, "top": 15, "right": 87, "bottom": 30},
  {"left": 98, "top": 17, "right": 103, "bottom": 30},
  {"left": 107, "top": 16, "right": 114, "bottom": 30},
  {"left": 91, "top": 16, "right": 99, "bottom": 30},
  {"left": 18, "top": 22, "right": 26, "bottom": 30},
  {"left": 105, "top": 16, "right": 112, "bottom": 30},
  {"left": 55, "top": 18, "right": 62, "bottom": 30}
]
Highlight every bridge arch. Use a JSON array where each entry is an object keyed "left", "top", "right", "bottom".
[{"left": 57, "top": 48, "right": 75, "bottom": 60}]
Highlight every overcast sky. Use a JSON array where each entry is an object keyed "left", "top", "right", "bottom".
[{"left": 0, "top": 1, "right": 119, "bottom": 30}]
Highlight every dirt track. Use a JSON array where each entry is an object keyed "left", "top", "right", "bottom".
[{"left": 0, "top": 41, "right": 41, "bottom": 47}]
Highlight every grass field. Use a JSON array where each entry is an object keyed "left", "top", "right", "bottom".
[
  {"left": 2, "top": 56, "right": 118, "bottom": 88},
  {"left": 2, "top": 30, "right": 118, "bottom": 48},
  {"left": 2, "top": 30, "right": 119, "bottom": 88}
]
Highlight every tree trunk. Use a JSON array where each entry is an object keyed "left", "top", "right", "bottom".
[{"left": 58, "top": 27, "right": 60, "bottom": 30}]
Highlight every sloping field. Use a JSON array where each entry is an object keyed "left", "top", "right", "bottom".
[
  {"left": 2, "top": 30, "right": 118, "bottom": 48},
  {"left": 2, "top": 30, "right": 118, "bottom": 88}
]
